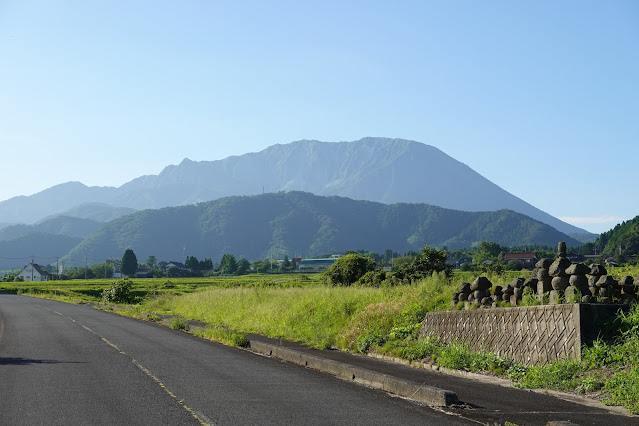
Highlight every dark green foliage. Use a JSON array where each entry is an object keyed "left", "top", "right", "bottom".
[
  {"left": 103, "top": 278, "right": 134, "bottom": 304},
  {"left": 236, "top": 258, "right": 250, "bottom": 275},
  {"left": 185, "top": 256, "right": 213, "bottom": 272},
  {"left": 90, "top": 263, "right": 114, "bottom": 279},
  {"left": 219, "top": 253, "right": 238, "bottom": 275},
  {"left": 472, "top": 241, "right": 505, "bottom": 265},
  {"left": 324, "top": 253, "right": 377, "bottom": 286},
  {"left": 356, "top": 331, "right": 384, "bottom": 353},
  {"left": 67, "top": 267, "right": 95, "bottom": 280},
  {"left": 356, "top": 270, "right": 386, "bottom": 287},
  {"left": 596, "top": 215, "right": 639, "bottom": 256},
  {"left": 1, "top": 274, "right": 23, "bottom": 282},
  {"left": 505, "top": 260, "right": 523, "bottom": 271},
  {"left": 394, "top": 245, "right": 451, "bottom": 282},
  {"left": 146, "top": 256, "right": 157, "bottom": 268},
  {"left": 121, "top": 248, "right": 138, "bottom": 277}
]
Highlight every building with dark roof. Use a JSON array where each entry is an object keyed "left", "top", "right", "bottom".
[{"left": 19, "top": 263, "right": 50, "bottom": 282}]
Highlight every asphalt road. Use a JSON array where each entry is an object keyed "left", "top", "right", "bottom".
[{"left": 0, "top": 295, "right": 470, "bottom": 425}]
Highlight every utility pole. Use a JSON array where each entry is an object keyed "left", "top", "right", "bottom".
[
  {"left": 56, "top": 257, "right": 59, "bottom": 281},
  {"left": 85, "top": 257, "right": 88, "bottom": 280}
]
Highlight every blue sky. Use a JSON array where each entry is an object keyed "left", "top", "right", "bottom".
[{"left": 0, "top": 1, "right": 637, "bottom": 233}]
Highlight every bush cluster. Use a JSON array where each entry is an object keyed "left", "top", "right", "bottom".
[{"left": 103, "top": 278, "right": 135, "bottom": 304}]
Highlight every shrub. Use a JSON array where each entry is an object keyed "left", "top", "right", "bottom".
[
  {"left": 323, "top": 254, "right": 377, "bottom": 286},
  {"left": 356, "top": 270, "right": 386, "bottom": 287},
  {"left": 103, "top": 278, "right": 134, "bottom": 304},
  {"left": 394, "top": 245, "right": 451, "bottom": 282},
  {"left": 169, "top": 317, "right": 187, "bottom": 330}
]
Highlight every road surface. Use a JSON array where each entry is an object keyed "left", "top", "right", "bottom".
[{"left": 0, "top": 295, "right": 469, "bottom": 425}]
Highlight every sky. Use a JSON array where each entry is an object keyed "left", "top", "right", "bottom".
[{"left": 0, "top": 1, "right": 637, "bottom": 234}]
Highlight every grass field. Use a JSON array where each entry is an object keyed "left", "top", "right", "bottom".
[{"left": 3, "top": 266, "right": 639, "bottom": 413}]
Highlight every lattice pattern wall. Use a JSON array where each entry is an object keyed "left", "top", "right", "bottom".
[{"left": 420, "top": 304, "right": 581, "bottom": 365}]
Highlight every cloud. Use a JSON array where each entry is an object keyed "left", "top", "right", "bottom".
[{"left": 559, "top": 215, "right": 627, "bottom": 225}]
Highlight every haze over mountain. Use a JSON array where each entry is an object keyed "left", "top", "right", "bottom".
[
  {"left": 0, "top": 216, "right": 102, "bottom": 242},
  {"left": 60, "top": 192, "right": 581, "bottom": 267},
  {"left": 38, "top": 202, "right": 137, "bottom": 224},
  {"left": 0, "top": 138, "right": 592, "bottom": 238},
  {"left": 0, "top": 232, "right": 82, "bottom": 270}
]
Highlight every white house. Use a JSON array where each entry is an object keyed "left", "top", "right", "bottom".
[{"left": 19, "top": 263, "right": 50, "bottom": 282}]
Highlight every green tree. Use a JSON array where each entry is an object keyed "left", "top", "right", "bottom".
[
  {"left": 103, "top": 278, "right": 134, "bottom": 304},
  {"left": 69, "top": 267, "right": 95, "bottom": 280},
  {"left": 282, "top": 255, "right": 291, "bottom": 270},
  {"left": 200, "top": 258, "right": 213, "bottom": 270},
  {"left": 394, "top": 245, "right": 451, "bottom": 282},
  {"left": 254, "top": 259, "right": 270, "bottom": 273},
  {"left": 472, "top": 241, "right": 505, "bottom": 265},
  {"left": 220, "top": 253, "right": 238, "bottom": 275},
  {"left": 121, "top": 248, "right": 138, "bottom": 277},
  {"left": 185, "top": 256, "right": 200, "bottom": 271},
  {"left": 323, "top": 253, "right": 377, "bottom": 286},
  {"left": 505, "top": 259, "right": 523, "bottom": 271},
  {"left": 167, "top": 266, "right": 180, "bottom": 277},
  {"left": 236, "top": 258, "right": 250, "bottom": 275},
  {"left": 90, "top": 263, "right": 114, "bottom": 279},
  {"left": 146, "top": 255, "right": 157, "bottom": 269}
]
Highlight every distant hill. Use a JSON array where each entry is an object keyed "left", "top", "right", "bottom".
[
  {"left": 0, "top": 232, "right": 82, "bottom": 270},
  {"left": 569, "top": 232, "right": 599, "bottom": 244},
  {"left": 39, "top": 202, "right": 137, "bottom": 223},
  {"left": 0, "top": 138, "right": 593, "bottom": 238},
  {"left": 0, "top": 182, "right": 115, "bottom": 224},
  {"left": 61, "top": 192, "right": 581, "bottom": 266},
  {"left": 0, "top": 216, "right": 102, "bottom": 241},
  {"left": 596, "top": 215, "right": 639, "bottom": 256}
]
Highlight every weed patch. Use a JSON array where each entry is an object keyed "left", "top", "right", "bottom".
[{"left": 169, "top": 317, "right": 187, "bottom": 330}]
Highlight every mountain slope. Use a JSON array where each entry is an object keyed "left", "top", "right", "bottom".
[
  {"left": 596, "top": 215, "right": 639, "bottom": 256},
  {"left": 0, "top": 216, "right": 102, "bottom": 241},
  {"left": 0, "top": 232, "right": 83, "bottom": 270},
  {"left": 0, "top": 138, "right": 592, "bottom": 237},
  {"left": 38, "top": 202, "right": 137, "bottom": 223},
  {"left": 0, "top": 182, "right": 116, "bottom": 224},
  {"left": 61, "top": 192, "right": 581, "bottom": 266}
]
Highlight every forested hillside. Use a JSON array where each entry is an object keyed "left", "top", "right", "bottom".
[
  {"left": 596, "top": 215, "right": 639, "bottom": 256},
  {"left": 61, "top": 192, "right": 581, "bottom": 266}
]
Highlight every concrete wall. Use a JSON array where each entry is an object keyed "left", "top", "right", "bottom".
[{"left": 419, "top": 304, "right": 623, "bottom": 365}]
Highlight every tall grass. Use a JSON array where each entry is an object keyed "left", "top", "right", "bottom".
[{"left": 141, "top": 271, "right": 458, "bottom": 349}]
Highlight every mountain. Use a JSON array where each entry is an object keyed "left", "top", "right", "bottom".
[
  {"left": 595, "top": 215, "right": 639, "bottom": 256},
  {"left": 0, "top": 232, "right": 83, "bottom": 270},
  {"left": 38, "top": 202, "right": 137, "bottom": 223},
  {"left": 0, "top": 182, "right": 116, "bottom": 224},
  {"left": 61, "top": 192, "right": 581, "bottom": 266},
  {"left": 0, "top": 216, "right": 102, "bottom": 241},
  {"left": 0, "top": 138, "right": 593, "bottom": 237}
]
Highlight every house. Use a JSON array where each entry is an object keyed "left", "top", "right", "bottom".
[
  {"left": 502, "top": 252, "right": 538, "bottom": 269},
  {"left": 19, "top": 263, "right": 50, "bottom": 282},
  {"left": 567, "top": 252, "right": 585, "bottom": 262},
  {"left": 297, "top": 258, "right": 338, "bottom": 271},
  {"left": 136, "top": 267, "right": 153, "bottom": 278},
  {"left": 165, "top": 261, "right": 185, "bottom": 270}
]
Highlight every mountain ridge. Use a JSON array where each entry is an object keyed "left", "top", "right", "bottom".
[
  {"left": 0, "top": 138, "right": 593, "bottom": 237},
  {"left": 59, "top": 191, "right": 582, "bottom": 267}
]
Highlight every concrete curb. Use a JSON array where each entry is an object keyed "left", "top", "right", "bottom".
[{"left": 249, "top": 340, "right": 458, "bottom": 407}]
